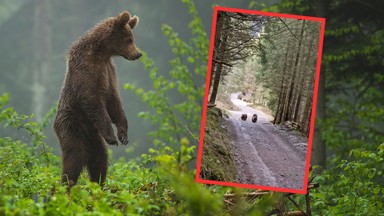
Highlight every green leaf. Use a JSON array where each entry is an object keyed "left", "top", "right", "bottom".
[{"left": 367, "top": 168, "right": 376, "bottom": 179}]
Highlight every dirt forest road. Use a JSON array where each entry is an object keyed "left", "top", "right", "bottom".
[{"left": 226, "top": 93, "right": 308, "bottom": 190}]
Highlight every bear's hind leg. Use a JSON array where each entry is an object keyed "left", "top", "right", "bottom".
[
  {"left": 61, "top": 138, "right": 87, "bottom": 189},
  {"left": 86, "top": 136, "right": 108, "bottom": 186}
]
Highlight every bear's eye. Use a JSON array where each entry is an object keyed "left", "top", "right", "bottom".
[{"left": 126, "top": 38, "right": 132, "bottom": 43}]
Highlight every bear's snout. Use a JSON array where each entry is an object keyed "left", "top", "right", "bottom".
[
  {"left": 123, "top": 52, "right": 142, "bottom": 61},
  {"left": 123, "top": 44, "right": 142, "bottom": 61},
  {"left": 134, "top": 52, "right": 142, "bottom": 59}
]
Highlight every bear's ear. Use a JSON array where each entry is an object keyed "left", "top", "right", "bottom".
[
  {"left": 128, "top": 16, "right": 139, "bottom": 29},
  {"left": 115, "top": 11, "right": 131, "bottom": 27}
]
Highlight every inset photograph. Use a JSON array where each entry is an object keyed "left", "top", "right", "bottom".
[{"left": 196, "top": 7, "right": 325, "bottom": 194}]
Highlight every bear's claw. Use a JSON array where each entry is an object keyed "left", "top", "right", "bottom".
[{"left": 119, "top": 135, "right": 129, "bottom": 145}]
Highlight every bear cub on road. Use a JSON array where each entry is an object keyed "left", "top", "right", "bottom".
[
  {"left": 252, "top": 114, "right": 258, "bottom": 123},
  {"left": 54, "top": 11, "right": 141, "bottom": 189}
]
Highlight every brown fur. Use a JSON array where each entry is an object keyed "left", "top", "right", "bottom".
[
  {"left": 53, "top": 11, "right": 142, "bottom": 189},
  {"left": 241, "top": 114, "right": 247, "bottom": 121},
  {"left": 252, "top": 114, "right": 258, "bottom": 123}
]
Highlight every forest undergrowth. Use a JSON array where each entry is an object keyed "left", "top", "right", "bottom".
[
  {"left": 0, "top": 91, "right": 224, "bottom": 215},
  {"left": 0, "top": 95, "right": 271, "bottom": 215}
]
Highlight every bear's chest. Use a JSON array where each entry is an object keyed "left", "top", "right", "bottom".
[{"left": 105, "top": 63, "right": 116, "bottom": 90}]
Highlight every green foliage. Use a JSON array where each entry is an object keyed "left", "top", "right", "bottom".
[
  {"left": 0, "top": 93, "right": 54, "bottom": 165},
  {"left": 309, "top": 144, "right": 384, "bottom": 215},
  {"left": 0, "top": 93, "right": 62, "bottom": 214},
  {"left": 124, "top": 0, "right": 207, "bottom": 151},
  {"left": 148, "top": 141, "right": 224, "bottom": 215}
]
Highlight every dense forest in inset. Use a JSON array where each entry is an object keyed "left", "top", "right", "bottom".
[{"left": 207, "top": 11, "right": 321, "bottom": 136}]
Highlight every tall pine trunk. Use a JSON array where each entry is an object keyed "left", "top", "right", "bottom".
[
  {"left": 311, "top": 0, "right": 327, "bottom": 172},
  {"left": 274, "top": 48, "right": 289, "bottom": 124},
  {"left": 285, "top": 20, "right": 306, "bottom": 121},
  {"left": 209, "top": 12, "right": 229, "bottom": 104}
]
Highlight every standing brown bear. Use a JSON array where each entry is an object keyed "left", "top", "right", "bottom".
[{"left": 53, "top": 11, "right": 142, "bottom": 189}]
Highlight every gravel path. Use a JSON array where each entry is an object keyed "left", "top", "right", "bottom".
[{"left": 226, "top": 93, "right": 308, "bottom": 190}]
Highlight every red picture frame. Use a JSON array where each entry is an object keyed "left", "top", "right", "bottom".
[{"left": 195, "top": 6, "right": 326, "bottom": 194}]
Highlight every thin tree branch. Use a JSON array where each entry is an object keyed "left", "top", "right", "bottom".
[
  {"left": 287, "top": 196, "right": 307, "bottom": 216},
  {"left": 278, "top": 17, "right": 300, "bottom": 41},
  {"left": 212, "top": 59, "right": 233, "bottom": 67}
]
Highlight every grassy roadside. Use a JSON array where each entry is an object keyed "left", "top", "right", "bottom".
[{"left": 200, "top": 106, "right": 237, "bottom": 182}]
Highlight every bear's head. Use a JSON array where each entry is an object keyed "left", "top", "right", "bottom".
[{"left": 109, "top": 11, "right": 142, "bottom": 60}]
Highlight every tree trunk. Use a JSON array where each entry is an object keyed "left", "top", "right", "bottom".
[
  {"left": 274, "top": 48, "right": 289, "bottom": 124},
  {"left": 209, "top": 12, "right": 229, "bottom": 104},
  {"left": 274, "top": 80, "right": 284, "bottom": 124},
  {"left": 280, "top": 51, "right": 293, "bottom": 123},
  {"left": 209, "top": 63, "right": 223, "bottom": 104},
  {"left": 311, "top": 0, "right": 327, "bottom": 173},
  {"left": 293, "top": 93, "right": 301, "bottom": 123},
  {"left": 293, "top": 30, "right": 316, "bottom": 126},
  {"left": 285, "top": 20, "right": 306, "bottom": 121}
]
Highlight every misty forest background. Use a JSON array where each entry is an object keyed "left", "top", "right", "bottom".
[{"left": 0, "top": 0, "right": 383, "bottom": 215}]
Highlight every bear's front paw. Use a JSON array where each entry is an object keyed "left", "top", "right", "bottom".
[
  {"left": 105, "top": 136, "right": 118, "bottom": 145},
  {"left": 118, "top": 130, "right": 129, "bottom": 145},
  {"left": 119, "top": 135, "right": 129, "bottom": 145}
]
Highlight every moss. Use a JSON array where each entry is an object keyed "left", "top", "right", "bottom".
[{"left": 200, "top": 107, "right": 237, "bottom": 182}]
